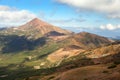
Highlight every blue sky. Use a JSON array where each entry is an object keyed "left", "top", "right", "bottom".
[{"left": 0, "top": 0, "right": 120, "bottom": 37}]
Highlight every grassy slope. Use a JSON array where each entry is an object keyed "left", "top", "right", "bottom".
[
  {"left": 41, "top": 64, "right": 120, "bottom": 80},
  {"left": 23, "top": 44, "right": 120, "bottom": 80},
  {"left": 0, "top": 37, "right": 70, "bottom": 67}
]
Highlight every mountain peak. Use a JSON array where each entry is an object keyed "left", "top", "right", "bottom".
[
  {"left": 32, "top": 18, "right": 40, "bottom": 21},
  {"left": 30, "top": 18, "right": 45, "bottom": 23},
  {"left": 28, "top": 18, "right": 50, "bottom": 26},
  {"left": 18, "top": 18, "right": 71, "bottom": 38}
]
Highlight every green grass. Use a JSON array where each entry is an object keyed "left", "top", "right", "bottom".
[
  {"left": 0, "top": 66, "right": 57, "bottom": 80},
  {"left": 0, "top": 53, "right": 27, "bottom": 66},
  {"left": 0, "top": 40, "right": 66, "bottom": 68},
  {"left": 0, "top": 36, "right": 73, "bottom": 80}
]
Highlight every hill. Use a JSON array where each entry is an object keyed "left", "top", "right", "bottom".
[
  {"left": 40, "top": 43, "right": 120, "bottom": 80},
  {"left": 67, "top": 32, "right": 112, "bottom": 49},
  {"left": 47, "top": 32, "right": 113, "bottom": 62}
]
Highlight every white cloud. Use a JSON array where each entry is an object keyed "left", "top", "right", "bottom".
[
  {"left": 0, "top": 5, "right": 37, "bottom": 27},
  {"left": 56, "top": 0, "right": 120, "bottom": 19},
  {"left": 100, "top": 24, "right": 120, "bottom": 30},
  {"left": 0, "top": 5, "right": 12, "bottom": 11}
]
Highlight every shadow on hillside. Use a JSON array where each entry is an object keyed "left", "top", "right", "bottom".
[
  {"left": 93, "top": 52, "right": 120, "bottom": 64},
  {"left": 0, "top": 35, "right": 46, "bottom": 53},
  {"left": 58, "top": 52, "right": 120, "bottom": 72},
  {"left": 44, "top": 31, "right": 65, "bottom": 37},
  {"left": 0, "top": 65, "right": 57, "bottom": 80}
]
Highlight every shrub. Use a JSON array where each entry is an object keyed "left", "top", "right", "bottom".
[
  {"left": 114, "top": 61, "right": 120, "bottom": 65},
  {"left": 102, "top": 70, "right": 109, "bottom": 73},
  {"left": 107, "top": 64, "right": 117, "bottom": 69},
  {"left": 47, "top": 76, "right": 55, "bottom": 80}
]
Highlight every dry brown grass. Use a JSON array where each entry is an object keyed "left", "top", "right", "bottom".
[{"left": 41, "top": 64, "right": 120, "bottom": 80}]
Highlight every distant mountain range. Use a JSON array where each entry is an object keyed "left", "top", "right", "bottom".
[
  {"left": 0, "top": 28, "right": 6, "bottom": 31},
  {"left": 114, "top": 36, "right": 120, "bottom": 40}
]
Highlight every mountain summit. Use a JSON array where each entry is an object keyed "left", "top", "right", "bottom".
[
  {"left": 22, "top": 18, "right": 52, "bottom": 27},
  {"left": 18, "top": 18, "right": 71, "bottom": 37}
]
